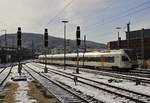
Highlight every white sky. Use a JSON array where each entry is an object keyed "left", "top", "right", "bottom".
[{"left": 0, "top": 0, "right": 150, "bottom": 43}]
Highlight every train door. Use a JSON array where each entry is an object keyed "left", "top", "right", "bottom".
[
  {"left": 100, "top": 56, "right": 105, "bottom": 67},
  {"left": 114, "top": 55, "right": 121, "bottom": 68}
]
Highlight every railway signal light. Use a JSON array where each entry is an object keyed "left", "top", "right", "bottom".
[
  {"left": 17, "top": 27, "right": 22, "bottom": 75},
  {"left": 44, "top": 28, "right": 48, "bottom": 47},
  {"left": 44, "top": 28, "right": 48, "bottom": 73},
  {"left": 17, "top": 27, "right": 22, "bottom": 46},
  {"left": 76, "top": 26, "right": 81, "bottom": 74},
  {"left": 76, "top": 26, "right": 81, "bottom": 46}
]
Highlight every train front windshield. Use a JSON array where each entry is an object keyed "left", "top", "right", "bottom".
[
  {"left": 124, "top": 49, "right": 137, "bottom": 61},
  {"left": 122, "top": 56, "right": 129, "bottom": 62}
]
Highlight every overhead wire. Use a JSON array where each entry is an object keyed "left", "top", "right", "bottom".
[
  {"left": 59, "top": 1, "right": 150, "bottom": 41},
  {"left": 47, "top": 0, "right": 74, "bottom": 25},
  {"left": 84, "top": 5, "right": 150, "bottom": 42},
  {"left": 61, "top": 2, "right": 150, "bottom": 41},
  {"left": 70, "top": 0, "right": 115, "bottom": 23},
  {"left": 45, "top": 0, "right": 115, "bottom": 40},
  {"left": 45, "top": 0, "right": 150, "bottom": 42},
  {"left": 84, "top": 0, "right": 150, "bottom": 29}
]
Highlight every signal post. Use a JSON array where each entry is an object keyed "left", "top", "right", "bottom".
[
  {"left": 76, "top": 26, "right": 81, "bottom": 74},
  {"left": 17, "top": 27, "right": 22, "bottom": 75},
  {"left": 44, "top": 28, "right": 48, "bottom": 73}
]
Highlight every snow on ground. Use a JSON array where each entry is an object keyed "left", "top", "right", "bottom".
[
  {"left": 46, "top": 71, "right": 133, "bottom": 103},
  {"left": 26, "top": 63, "right": 136, "bottom": 103},
  {"left": 0, "top": 67, "right": 4, "bottom": 72},
  {"left": 0, "top": 63, "right": 11, "bottom": 68},
  {"left": 31, "top": 63, "right": 150, "bottom": 97},
  {"left": 15, "top": 81, "right": 36, "bottom": 103},
  {"left": 10, "top": 65, "right": 37, "bottom": 103},
  {"left": 0, "top": 66, "right": 12, "bottom": 84},
  {"left": 31, "top": 63, "right": 150, "bottom": 96}
]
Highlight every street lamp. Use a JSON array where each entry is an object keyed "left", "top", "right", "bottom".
[
  {"left": 83, "top": 35, "right": 86, "bottom": 66},
  {"left": 1, "top": 29, "right": 7, "bottom": 64},
  {"left": 141, "top": 28, "right": 145, "bottom": 68},
  {"left": 1, "top": 29, "right": 7, "bottom": 47},
  {"left": 116, "top": 27, "right": 121, "bottom": 49},
  {"left": 62, "top": 20, "right": 68, "bottom": 70}
]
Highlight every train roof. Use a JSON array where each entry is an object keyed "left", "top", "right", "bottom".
[{"left": 39, "top": 49, "right": 126, "bottom": 58}]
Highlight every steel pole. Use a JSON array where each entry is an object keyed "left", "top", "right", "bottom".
[
  {"left": 118, "top": 32, "right": 120, "bottom": 49},
  {"left": 141, "top": 28, "right": 145, "bottom": 67},
  {"left": 45, "top": 48, "right": 48, "bottom": 73},
  {"left": 62, "top": 21, "right": 68, "bottom": 70},
  {"left": 83, "top": 35, "right": 86, "bottom": 66},
  {"left": 1, "top": 29, "right": 7, "bottom": 63},
  {"left": 127, "top": 23, "right": 130, "bottom": 49},
  {"left": 64, "top": 23, "right": 66, "bottom": 70},
  {"left": 76, "top": 46, "right": 79, "bottom": 74}
]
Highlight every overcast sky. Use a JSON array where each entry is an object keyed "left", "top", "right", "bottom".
[{"left": 0, "top": 0, "right": 150, "bottom": 43}]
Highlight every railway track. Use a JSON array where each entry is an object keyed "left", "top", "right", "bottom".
[
  {"left": 80, "top": 68, "right": 150, "bottom": 84},
  {"left": 30, "top": 63, "right": 150, "bottom": 103},
  {"left": 112, "top": 70, "right": 150, "bottom": 78},
  {"left": 0, "top": 67, "right": 7, "bottom": 74},
  {"left": 75, "top": 67, "right": 150, "bottom": 79},
  {"left": 35, "top": 61, "right": 150, "bottom": 77},
  {"left": 130, "top": 69, "right": 150, "bottom": 75},
  {"left": 35, "top": 63, "right": 150, "bottom": 84},
  {"left": 23, "top": 64, "right": 102, "bottom": 103},
  {"left": 89, "top": 68, "right": 150, "bottom": 78},
  {"left": 0, "top": 65, "right": 13, "bottom": 87},
  {"left": 86, "top": 68, "right": 150, "bottom": 78}
]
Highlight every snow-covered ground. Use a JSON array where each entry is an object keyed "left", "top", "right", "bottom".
[
  {"left": 0, "top": 66, "right": 12, "bottom": 87},
  {"left": 10, "top": 66, "right": 37, "bottom": 103},
  {"left": 15, "top": 81, "right": 36, "bottom": 103},
  {"left": 0, "top": 67, "right": 4, "bottom": 72},
  {"left": 2, "top": 63, "right": 149, "bottom": 103},
  {"left": 29, "top": 63, "right": 150, "bottom": 96},
  {"left": 27, "top": 63, "right": 150, "bottom": 103}
]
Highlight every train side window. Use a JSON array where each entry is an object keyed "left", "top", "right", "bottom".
[
  {"left": 72, "top": 57, "right": 77, "bottom": 61},
  {"left": 107, "top": 57, "right": 114, "bottom": 63},
  {"left": 90, "top": 57, "right": 94, "bottom": 61},
  {"left": 122, "top": 56, "right": 129, "bottom": 61},
  {"left": 96, "top": 57, "right": 100, "bottom": 61},
  {"left": 91, "top": 57, "right": 99, "bottom": 62}
]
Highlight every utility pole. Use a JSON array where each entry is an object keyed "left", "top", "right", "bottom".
[
  {"left": 116, "top": 27, "right": 121, "bottom": 49},
  {"left": 31, "top": 40, "right": 35, "bottom": 59},
  {"left": 62, "top": 20, "right": 68, "bottom": 70},
  {"left": 83, "top": 35, "right": 86, "bottom": 66},
  {"left": 11, "top": 36, "right": 15, "bottom": 48},
  {"left": 1, "top": 29, "right": 7, "bottom": 47},
  {"left": 141, "top": 28, "right": 145, "bottom": 67},
  {"left": 118, "top": 32, "right": 120, "bottom": 49},
  {"left": 76, "top": 26, "right": 81, "bottom": 74},
  {"left": 66, "top": 39, "right": 70, "bottom": 53},
  {"left": 127, "top": 22, "right": 130, "bottom": 49},
  {"left": 1, "top": 29, "right": 7, "bottom": 64}
]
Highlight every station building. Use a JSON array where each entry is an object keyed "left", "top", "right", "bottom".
[
  {"left": 107, "top": 28, "right": 150, "bottom": 59},
  {"left": 0, "top": 47, "right": 34, "bottom": 64}
]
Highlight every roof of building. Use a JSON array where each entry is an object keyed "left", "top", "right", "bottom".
[{"left": 126, "top": 28, "right": 150, "bottom": 40}]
